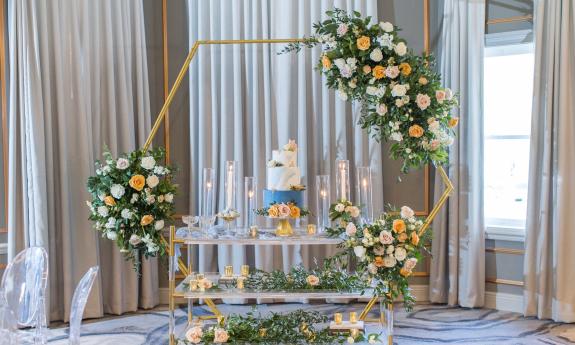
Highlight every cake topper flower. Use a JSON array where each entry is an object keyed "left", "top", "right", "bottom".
[{"left": 283, "top": 139, "right": 298, "bottom": 152}]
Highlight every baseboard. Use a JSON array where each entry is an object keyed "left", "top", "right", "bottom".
[
  {"left": 485, "top": 291, "right": 523, "bottom": 313},
  {"left": 159, "top": 285, "right": 431, "bottom": 306}
]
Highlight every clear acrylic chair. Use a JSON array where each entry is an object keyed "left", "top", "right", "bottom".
[
  {"left": 68, "top": 266, "right": 98, "bottom": 345},
  {"left": 0, "top": 247, "right": 49, "bottom": 344}
]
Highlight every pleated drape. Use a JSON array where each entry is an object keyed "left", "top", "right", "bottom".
[
  {"left": 523, "top": 0, "right": 575, "bottom": 323},
  {"left": 185, "top": 0, "right": 384, "bottom": 299},
  {"left": 7, "top": 0, "right": 157, "bottom": 321}
]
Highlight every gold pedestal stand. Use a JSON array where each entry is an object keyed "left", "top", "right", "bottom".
[{"left": 275, "top": 218, "right": 293, "bottom": 236}]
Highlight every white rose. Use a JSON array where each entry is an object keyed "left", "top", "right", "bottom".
[
  {"left": 445, "top": 88, "right": 453, "bottom": 100},
  {"left": 368, "top": 263, "right": 378, "bottom": 274},
  {"left": 130, "top": 193, "right": 139, "bottom": 204},
  {"left": 353, "top": 246, "right": 366, "bottom": 259},
  {"left": 379, "top": 21, "right": 394, "bottom": 33},
  {"left": 377, "top": 33, "right": 394, "bottom": 49},
  {"left": 400, "top": 206, "right": 415, "bottom": 219},
  {"left": 337, "top": 89, "right": 349, "bottom": 101},
  {"left": 339, "top": 64, "right": 353, "bottom": 78},
  {"left": 391, "top": 84, "right": 408, "bottom": 97},
  {"left": 428, "top": 120, "right": 440, "bottom": 132},
  {"left": 350, "top": 206, "right": 360, "bottom": 218},
  {"left": 337, "top": 23, "right": 349, "bottom": 36},
  {"left": 394, "top": 42, "right": 407, "bottom": 56},
  {"left": 335, "top": 203, "right": 345, "bottom": 212},
  {"left": 383, "top": 255, "right": 397, "bottom": 268},
  {"left": 385, "top": 66, "right": 400, "bottom": 79},
  {"left": 379, "top": 230, "right": 394, "bottom": 244},
  {"left": 121, "top": 209, "right": 132, "bottom": 219},
  {"left": 141, "top": 156, "right": 156, "bottom": 170},
  {"left": 366, "top": 86, "right": 379, "bottom": 96},
  {"left": 394, "top": 247, "right": 407, "bottom": 261},
  {"left": 334, "top": 58, "right": 346, "bottom": 70},
  {"left": 376, "top": 103, "right": 388, "bottom": 116},
  {"left": 373, "top": 246, "right": 385, "bottom": 256},
  {"left": 369, "top": 48, "right": 383, "bottom": 62},
  {"left": 345, "top": 223, "right": 357, "bottom": 236},
  {"left": 146, "top": 175, "right": 160, "bottom": 188},
  {"left": 97, "top": 206, "right": 109, "bottom": 217},
  {"left": 129, "top": 234, "right": 141, "bottom": 246},
  {"left": 145, "top": 194, "right": 156, "bottom": 205},
  {"left": 164, "top": 193, "right": 174, "bottom": 203},
  {"left": 386, "top": 245, "right": 395, "bottom": 254},
  {"left": 105, "top": 217, "right": 116, "bottom": 229},
  {"left": 110, "top": 184, "right": 125, "bottom": 199},
  {"left": 116, "top": 158, "right": 129, "bottom": 170},
  {"left": 154, "top": 220, "right": 165, "bottom": 230},
  {"left": 106, "top": 231, "right": 118, "bottom": 241},
  {"left": 390, "top": 132, "right": 403, "bottom": 142}
]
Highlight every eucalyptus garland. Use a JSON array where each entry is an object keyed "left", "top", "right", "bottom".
[{"left": 180, "top": 309, "right": 381, "bottom": 344}]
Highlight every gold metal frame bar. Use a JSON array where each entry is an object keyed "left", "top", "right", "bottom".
[
  {"left": 485, "top": 247, "right": 524, "bottom": 255},
  {"left": 486, "top": 15, "right": 533, "bottom": 25},
  {"left": 485, "top": 277, "right": 524, "bottom": 287}
]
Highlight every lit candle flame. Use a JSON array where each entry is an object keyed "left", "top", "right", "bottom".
[
  {"left": 206, "top": 181, "right": 212, "bottom": 188},
  {"left": 248, "top": 190, "right": 254, "bottom": 198}
]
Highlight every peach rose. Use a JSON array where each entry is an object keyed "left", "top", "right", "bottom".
[
  {"left": 399, "top": 62, "right": 412, "bottom": 76},
  {"left": 289, "top": 205, "right": 301, "bottom": 218},
  {"left": 418, "top": 76, "right": 428, "bottom": 85},
  {"left": 398, "top": 232, "right": 408, "bottom": 243},
  {"left": 268, "top": 205, "right": 279, "bottom": 218},
  {"left": 372, "top": 65, "right": 385, "bottom": 79},
  {"left": 416, "top": 93, "right": 432, "bottom": 110},
  {"left": 400, "top": 268, "right": 412, "bottom": 277},
  {"left": 321, "top": 55, "right": 332, "bottom": 69},
  {"left": 374, "top": 256, "right": 385, "bottom": 268},
  {"left": 411, "top": 232, "right": 420, "bottom": 246},
  {"left": 449, "top": 117, "right": 459, "bottom": 128},
  {"left": 140, "top": 215, "right": 154, "bottom": 226},
  {"left": 104, "top": 196, "right": 116, "bottom": 207},
  {"left": 129, "top": 174, "right": 146, "bottom": 191},
  {"left": 392, "top": 219, "right": 406, "bottom": 233},
  {"left": 278, "top": 204, "right": 291, "bottom": 218},
  {"left": 362, "top": 65, "right": 372, "bottom": 74},
  {"left": 185, "top": 326, "right": 203, "bottom": 344},
  {"left": 213, "top": 328, "right": 229, "bottom": 343},
  {"left": 356, "top": 36, "right": 371, "bottom": 51},
  {"left": 306, "top": 275, "right": 320, "bottom": 286},
  {"left": 436, "top": 90, "right": 446, "bottom": 103},
  {"left": 408, "top": 125, "right": 424, "bottom": 138}
]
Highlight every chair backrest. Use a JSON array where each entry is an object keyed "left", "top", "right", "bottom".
[
  {"left": 68, "top": 266, "right": 99, "bottom": 345},
  {"left": 0, "top": 247, "right": 48, "bottom": 326}
]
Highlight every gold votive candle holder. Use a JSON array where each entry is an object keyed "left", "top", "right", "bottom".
[
  {"left": 307, "top": 224, "right": 317, "bottom": 235},
  {"left": 224, "top": 265, "right": 233, "bottom": 277},
  {"left": 349, "top": 311, "right": 357, "bottom": 324},
  {"left": 188, "top": 279, "right": 199, "bottom": 291},
  {"left": 334, "top": 313, "right": 343, "bottom": 325},
  {"left": 236, "top": 277, "right": 245, "bottom": 289},
  {"left": 350, "top": 328, "right": 359, "bottom": 338},
  {"left": 250, "top": 225, "right": 258, "bottom": 237},
  {"left": 241, "top": 265, "right": 250, "bottom": 277},
  {"left": 259, "top": 328, "right": 267, "bottom": 337}
]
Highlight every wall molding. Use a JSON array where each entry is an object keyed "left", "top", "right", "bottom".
[
  {"left": 485, "top": 225, "right": 526, "bottom": 242},
  {"left": 486, "top": 277, "right": 524, "bottom": 287},
  {"left": 485, "top": 291, "right": 523, "bottom": 314}
]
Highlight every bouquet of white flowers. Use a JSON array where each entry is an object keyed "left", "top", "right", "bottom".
[{"left": 86, "top": 147, "right": 177, "bottom": 266}]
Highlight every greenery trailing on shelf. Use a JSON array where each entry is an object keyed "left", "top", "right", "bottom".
[{"left": 180, "top": 309, "right": 381, "bottom": 344}]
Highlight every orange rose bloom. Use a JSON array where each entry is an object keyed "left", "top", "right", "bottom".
[
  {"left": 289, "top": 205, "right": 301, "bottom": 218},
  {"left": 408, "top": 125, "right": 424, "bottom": 138},
  {"left": 392, "top": 219, "right": 406, "bottom": 233},
  {"left": 399, "top": 62, "right": 412, "bottom": 76},
  {"left": 372, "top": 65, "right": 385, "bottom": 79},
  {"left": 418, "top": 76, "right": 428, "bottom": 85},
  {"left": 362, "top": 65, "right": 372, "bottom": 74},
  {"left": 411, "top": 232, "right": 420, "bottom": 246},
  {"left": 140, "top": 215, "right": 154, "bottom": 226},
  {"left": 104, "top": 196, "right": 116, "bottom": 206},
  {"left": 129, "top": 174, "right": 146, "bottom": 191},
  {"left": 321, "top": 55, "right": 332, "bottom": 69},
  {"left": 268, "top": 205, "right": 279, "bottom": 218},
  {"left": 356, "top": 36, "right": 371, "bottom": 51},
  {"left": 374, "top": 256, "right": 385, "bottom": 268},
  {"left": 400, "top": 268, "right": 412, "bottom": 277},
  {"left": 398, "top": 232, "right": 408, "bottom": 243},
  {"left": 449, "top": 117, "right": 459, "bottom": 128}
]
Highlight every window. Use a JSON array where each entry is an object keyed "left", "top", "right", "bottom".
[{"left": 483, "top": 31, "right": 534, "bottom": 239}]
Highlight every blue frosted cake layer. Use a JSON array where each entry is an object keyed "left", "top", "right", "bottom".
[{"left": 263, "top": 189, "right": 303, "bottom": 207}]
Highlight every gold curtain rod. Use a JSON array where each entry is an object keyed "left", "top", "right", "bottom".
[{"left": 486, "top": 14, "right": 533, "bottom": 25}]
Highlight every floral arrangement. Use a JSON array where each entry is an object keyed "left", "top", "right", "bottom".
[
  {"left": 327, "top": 206, "right": 428, "bottom": 309},
  {"left": 181, "top": 309, "right": 381, "bottom": 344},
  {"left": 86, "top": 147, "right": 177, "bottom": 264},
  {"left": 254, "top": 202, "right": 310, "bottom": 219},
  {"left": 289, "top": 184, "right": 307, "bottom": 191},
  {"left": 282, "top": 9, "right": 459, "bottom": 172},
  {"left": 329, "top": 199, "right": 361, "bottom": 226}
]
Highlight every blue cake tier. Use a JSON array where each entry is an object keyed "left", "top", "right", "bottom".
[{"left": 263, "top": 189, "right": 304, "bottom": 208}]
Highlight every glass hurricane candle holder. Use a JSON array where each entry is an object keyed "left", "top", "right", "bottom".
[
  {"left": 316, "top": 175, "right": 330, "bottom": 233},
  {"left": 307, "top": 224, "right": 317, "bottom": 235},
  {"left": 334, "top": 313, "right": 343, "bottom": 325},
  {"left": 201, "top": 168, "right": 216, "bottom": 222},
  {"left": 224, "top": 265, "right": 233, "bottom": 277},
  {"left": 350, "top": 311, "right": 358, "bottom": 324},
  {"left": 241, "top": 265, "right": 250, "bottom": 277},
  {"left": 224, "top": 161, "right": 239, "bottom": 211},
  {"left": 356, "top": 166, "right": 373, "bottom": 225},
  {"left": 244, "top": 177, "right": 257, "bottom": 228},
  {"left": 335, "top": 160, "right": 350, "bottom": 201}
]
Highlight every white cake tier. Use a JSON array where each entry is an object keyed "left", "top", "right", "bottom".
[
  {"left": 267, "top": 167, "right": 300, "bottom": 190},
  {"left": 272, "top": 150, "right": 297, "bottom": 167}
]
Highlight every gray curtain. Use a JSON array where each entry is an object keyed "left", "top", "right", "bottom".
[
  {"left": 429, "top": 0, "right": 485, "bottom": 308},
  {"left": 184, "top": 0, "right": 383, "bottom": 298},
  {"left": 523, "top": 0, "right": 575, "bottom": 323},
  {"left": 7, "top": 0, "right": 157, "bottom": 321}
]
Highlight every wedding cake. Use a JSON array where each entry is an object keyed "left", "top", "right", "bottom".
[{"left": 264, "top": 140, "right": 304, "bottom": 207}]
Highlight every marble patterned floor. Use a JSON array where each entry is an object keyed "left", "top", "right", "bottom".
[{"left": 41, "top": 303, "right": 575, "bottom": 344}]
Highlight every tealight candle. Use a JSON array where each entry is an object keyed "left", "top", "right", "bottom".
[
  {"left": 241, "top": 265, "right": 250, "bottom": 277},
  {"left": 224, "top": 265, "right": 233, "bottom": 277},
  {"left": 236, "top": 277, "right": 245, "bottom": 289},
  {"left": 250, "top": 225, "right": 258, "bottom": 237},
  {"left": 307, "top": 224, "right": 317, "bottom": 235},
  {"left": 350, "top": 312, "right": 357, "bottom": 324},
  {"left": 334, "top": 313, "right": 343, "bottom": 325}
]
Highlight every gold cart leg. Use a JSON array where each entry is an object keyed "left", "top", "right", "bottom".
[
  {"left": 168, "top": 227, "right": 176, "bottom": 345},
  {"left": 359, "top": 296, "right": 380, "bottom": 322}
]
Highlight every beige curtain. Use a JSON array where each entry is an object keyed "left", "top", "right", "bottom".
[
  {"left": 523, "top": 0, "right": 575, "bottom": 323},
  {"left": 429, "top": 0, "right": 485, "bottom": 307},
  {"left": 7, "top": 0, "right": 157, "bottom": 321},
  {"left": 184, "top": 0, "right": 384, "bottom": 286}
]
